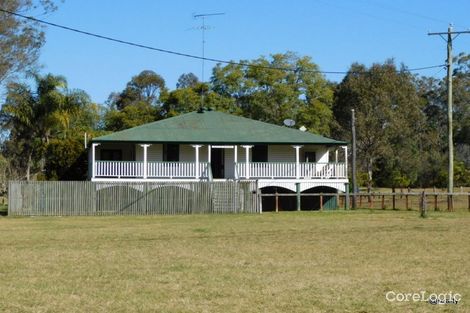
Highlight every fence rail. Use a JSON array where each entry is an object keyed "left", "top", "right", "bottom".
[
  {"left": 8, "top": 181, "right": 260, "bottom": 216},
  {"left": 349, "top": 192, "right": 470, "bottom": 212},
  {"left": 260, "top": 192, "right": 470, "bottom": 212}
]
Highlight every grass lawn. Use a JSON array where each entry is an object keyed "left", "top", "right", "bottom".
[{"left": 0, "top": 211, "right": 469, "bottom": 313}]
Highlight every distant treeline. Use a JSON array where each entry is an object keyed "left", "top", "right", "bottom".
[{"left": 1, "top": 52, "right": 469, "bottom": 193}]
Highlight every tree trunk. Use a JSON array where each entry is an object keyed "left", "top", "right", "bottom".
[
  {"left": 26, "top": 152, "right": 32, "bottom": 181},
  {"left": 367, "top": 158, "right": 373, "bottom": 201}
]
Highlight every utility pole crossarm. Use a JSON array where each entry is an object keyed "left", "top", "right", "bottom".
[{"left": 428, "top": 30, "right": 470, "bottom": 35}]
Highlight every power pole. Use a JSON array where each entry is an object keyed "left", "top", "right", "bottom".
[
  {"left": 351, "top": 109, "right": 358, "bottom": 209},
  {"left": 428, "top": 25, "right": 470, "bottom": 210}
]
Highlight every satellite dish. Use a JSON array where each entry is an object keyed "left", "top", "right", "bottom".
[
  {"left": 283, "top": 119, "right": 296, "bottom": 127},
  {"left": 299, "top": 126, "right": 307, "bottom": 132}
]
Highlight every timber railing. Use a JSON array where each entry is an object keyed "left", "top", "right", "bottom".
[
  {"left": 235, "top": 162, "right": 347, "bottom": 179},
  {"left": 8, "top": 181, "right": 260, "bottom": 216},
  {"left": 95, "top": 161, "right": 211, "bottom": 179}
]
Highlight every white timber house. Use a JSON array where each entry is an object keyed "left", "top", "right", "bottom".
[{"left": 89, "top": 110, "right": 349, "bottom": 209}]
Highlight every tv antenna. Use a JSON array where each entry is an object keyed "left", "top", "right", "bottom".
[
  {"left": 283, "top": 119, "right": 296, "bottom": 127},
  {"left": 193, "top": 12, "right": 225, "bottom": 108}
]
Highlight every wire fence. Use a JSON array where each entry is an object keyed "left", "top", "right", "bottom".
[{"left": 8, "top": 181, "right": 260, "bottom": 216}]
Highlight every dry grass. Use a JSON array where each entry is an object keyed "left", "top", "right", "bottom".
[{"left": 0, "top": 211, "right": 469, "bottom": 312}]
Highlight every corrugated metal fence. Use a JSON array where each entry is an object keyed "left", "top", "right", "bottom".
[{"left": 8, "top": 181, "right": 260, "bottom": 216}]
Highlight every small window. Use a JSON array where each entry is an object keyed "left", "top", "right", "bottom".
[
  {"left": 304, "top": 152, "right": 316, "bottom": 163},
  {"left": 163, "top": 144, "right": 179, "bottom": 161},
  {"left": 101, "top": 149, "right": 122, "bottom": 161},
  {"left": 252, "top": 145, "right": 268, "bottom": 162}
]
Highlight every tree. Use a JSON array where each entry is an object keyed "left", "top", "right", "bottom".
[
  {"left": 333, "top": 60, "right": 426, "bottom": 190},
  {"left": 109, "top": 70, "right": 166, "bottom": 110},
  {"left": 453, "top": 53, "right": 470, "bottom": 168},
  {"left": 176, "top": 72, "right": 199, "bottom": 89},
  {"left": 161, "top": 82, "right": 238, "bottom": 118},
  {"left": 211, "top": 52, "right": 334, "bottom": 135},
  {"left": 0, "top": 0, "right": 58, "bottom": 85},
  {"left": 44, "top": 136, "right": 89, "bottom": 180},
  {"left": 103, "top": 102, "right": 157, "bottom": 131},
  {"left": 414, "top": 52, "right": 470, "bottom": 186},
  {"left": 104, "top": 70, "right": 167, "bottom": 130},
  {"left": 0, "top": 73, "right": 98, "bottom": 180}
]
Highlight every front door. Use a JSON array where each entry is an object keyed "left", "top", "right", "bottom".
[{"left": 211, "top": 148, "right": 225, "bottom": 178}]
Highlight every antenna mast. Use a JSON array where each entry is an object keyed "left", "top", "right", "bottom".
[{"left": 193, "top": 12, "right": 225, "bottom": 108}]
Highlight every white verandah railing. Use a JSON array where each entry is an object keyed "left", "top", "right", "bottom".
[
  {"left": 95, "top": 161, "right": 346, "bottom": 180},
  {"left": 95, "top": 161, "right": 211, "bottom": 179},
  {"left": 235, "top": 162, "right": 346, "bottom": 179}
]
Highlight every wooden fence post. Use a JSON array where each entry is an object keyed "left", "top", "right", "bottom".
[
  {"left": 405, "top": 194, "right": 409, "bottom": 210},
  {"left": 296, "top": 182, "right": 301, "bottom": 211},
  {"left": 275, "top": 190, "right": 279, "bottom": 213},
  {"left": 381, "top": 195, "right": 385, "bottom": 210},
  {"left": 420, "top": 191, "right": 427, "bottom": 218},
  {"left": 434, "top": 194, "right": 439, "bottom": 211},
  {"left": 468, "top": 194, "right": 470, "bottom": 212},
  {"left": 320, "top": 193, "right": 323, "bottom": 211},
  {"left": 447, "top": 194, "right": 453, "bottom": 212}
]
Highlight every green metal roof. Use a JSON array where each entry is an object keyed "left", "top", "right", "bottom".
[{"left": 93, "top": 110, "right": 346, "bottom": 145}]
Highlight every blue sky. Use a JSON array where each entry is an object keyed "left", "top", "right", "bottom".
[{"left": 38, "top": 0, "right": 470, "bottom": 104}]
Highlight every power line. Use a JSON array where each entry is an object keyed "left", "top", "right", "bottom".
[
  {"left": 361, "top": 0, "right": 468, "bottom": 29},
  {"left": 0, "top": 7, "right": 445, "bottom": 75}
]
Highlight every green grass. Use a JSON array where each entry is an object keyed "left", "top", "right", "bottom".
[
  {"left": 0, "top": 211, "right": 469, "bottom": 312},
  {"left": 0, "top": 204, "right": 7, "bottom": 216}
]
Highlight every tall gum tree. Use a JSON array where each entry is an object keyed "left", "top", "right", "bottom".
[
  {"left": 333, "top": 60, "right": 426, "bottom": 190},
  {"left": 0, "top": 0, "right": 58, "bottom": 85},
  {"left": 211, "top": 52, "right": 335, "bottom": 136}
]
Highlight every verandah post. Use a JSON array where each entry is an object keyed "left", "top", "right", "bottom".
[
  {"left": 91, "top": 143, "right": 100, "bottom": 179},
  {"left": 140, "top": 144, "right": 150, "bottom": 179},
  {"left": 292, "top": 145, "right": 303, "bottom": 179},
  {"left": 234, "top": 145, "right": 238, "bottom": 179},
  {"left": 192, "top": 145, "right": 202, "bottom": 179},
  {"left": 242, "top": 145, "right": 252, "bottom": 179}
]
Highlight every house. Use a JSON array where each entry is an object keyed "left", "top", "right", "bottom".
[{"left": 90, "top": 109, "right": 349, "bottom": 210}]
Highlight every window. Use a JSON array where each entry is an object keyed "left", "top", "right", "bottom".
[
  {"left": 101, "top": 149, "right": 122, "bottom": 161},
  {"left": 252, "top": 145, "right": 268, "bottom": 162},
  {"left": 163, "top": 144, "right": 179, "bottom": 161},
  {"left": 304, "top": 152, "right": 316, "bottom": 163}
]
